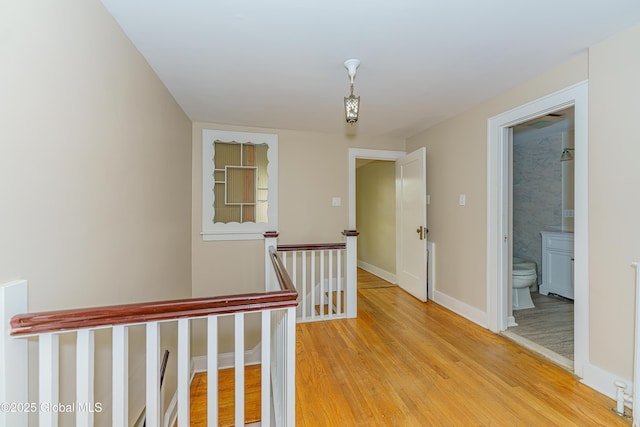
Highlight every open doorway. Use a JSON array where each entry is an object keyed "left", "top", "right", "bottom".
[
  {"left": 348, "top": 149, "right": 404, "bottom": 287},
  {"left": 355, "top": 158, "right": 397, "bottom": 283},
  {"left": 486, "top": 81, "right": 588, "bottom": 377},
  {"left": 348, "top": 148, "right": 429, "bottom": 302},
  {"left": 503, "top": 106, "right": 575, "bottom": 370}
]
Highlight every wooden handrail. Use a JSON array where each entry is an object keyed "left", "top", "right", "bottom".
[
  {"left": 271, "top": 229, "right": 359, "bottom": 253},
  {"left": 11, "top": 250, "right": 298, "bottom": 337},
  {"left": 277, "top": 243, "right": 346, "bottom": 252},
  {"left": 268, "top": 246, "right": 297, "bottom": 292},
  {"left": 276, "top": 230, "right": 358, "bottom": 253}
]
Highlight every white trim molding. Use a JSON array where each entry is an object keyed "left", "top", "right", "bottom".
[
  {"left": 581, "top": 362, "right": 633, "bottom": 404},
  {"left": 201, "top": 129, "right": 278, "bottom": 241},
  {"left": 357, "top": 261, "right": 397, "bottom": 284},
  {"left": 432, "top": 290, "right": 489, "bottom": 329},
  {"left": 486, "top": 80, "right": 589, "bottom": 377}
]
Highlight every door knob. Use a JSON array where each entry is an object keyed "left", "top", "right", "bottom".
[{"left": 416, "top": 226, "right": 424, "bottom": 240}]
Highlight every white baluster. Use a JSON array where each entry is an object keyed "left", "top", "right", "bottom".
[
  {"left": 261, "top": 310, "right": 271, "bottom": 424},
  {"left": 337, "top": 249, "right": 343, "bottom": 315},
  {"left": 292, "top": 251, "right": 297, "bottom": 292},
  {"left": 39, "top": 332, "right": 59, "bottom": 427},
  {"left": 301, "top": 251, "right": 307, "bottom": 319},
  {"left": 207, "top": 316, "right": 218, "bottom": 427},
  {"left": 76, "top": 329, "right": 95, "bottom": 427},
  {"left": 633, "top": 262, "right": 640, "bottom": 427},
  {"left": 0, "top": 280, "right": 28, "bottom": 427},
  {"left": 345, "top": 232, "right": 358, "bottom": 318},
  {"left": 320, "top": 250, "right": 325, "bottom": 318},
  {"left": 328, "top": 249, "right": 334, "bottom": 317},
  {"left": 234, "top": 313, "right": 245, "bottom": 427},
  {"left": 271, "top": 311, "right": 283, "bottom": 422},
  {"left": 145, "top": 322, "right": 160, "bottom": 427},
  {"left": 112, "top": 325, "right": 128, "bottom": 427},
  {"left": 310, "top": 251, "right": 316, "bottom": 320},
  {"left": 285, "top": 306, "right": 297, "bottom": 425},
  {"left": 177, "top": 318, "right": 190, "bottom": 426}
]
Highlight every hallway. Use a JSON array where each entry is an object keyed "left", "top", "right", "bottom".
[{"left": 295, "top": 272, "right": 627, "bottom": 426}]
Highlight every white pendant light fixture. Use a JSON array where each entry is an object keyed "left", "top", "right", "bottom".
[{"left": 343, "top": 58, "right": 361, "bottom": 124}]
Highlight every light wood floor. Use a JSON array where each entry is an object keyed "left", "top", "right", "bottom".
[
  {"left": 296, "top": 270, "right": 630, "bottom": 426},
  {"left": 191, "top": 270, "right": 630, "bottom": 426},
  {"left": 189, "top": 365, "right": 261, "bottom": 427}
]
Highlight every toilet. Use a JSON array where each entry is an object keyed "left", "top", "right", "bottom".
[{"left": 512, "top": 257, "right": 537, "bottom": 310}]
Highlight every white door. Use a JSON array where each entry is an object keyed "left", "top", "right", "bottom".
[{"left": 396, "top": 148, "right": 427, "bottom": 301}]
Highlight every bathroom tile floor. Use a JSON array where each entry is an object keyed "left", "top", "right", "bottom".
[{"left": 508, "top": 292, "right": 574, "bottom": 361}]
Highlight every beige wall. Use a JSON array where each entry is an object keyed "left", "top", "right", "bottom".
[
  {"left": 407, "top": 53, "right": 588, "bottom": 310},
  {"left": 192, "top": 122, "right": 404, "bottom": 353},
  {"left": 407, "top": 24, "right": 640, "bottom": 382},
  {"left": 0, "top": 1, "right": 192, "bottom": 424},
  {"left": 5, "top": 0, "right": 639, "bottom": 417},
  {"left": 356, "top": 161, "right": 396, "bottom": 275},
  {"left": 588, "top": 24, "right": 640, "bottom": 379},
  {"left": 192, "top": 122, "right": 404, "bottom": 297}
]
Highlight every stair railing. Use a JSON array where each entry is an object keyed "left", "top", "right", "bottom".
[
  {"left": 1, "top": 240, "right": 297, "bottom": 427},
  {"left": 266, "top": 230, "right": 358, "bottom": 322}
]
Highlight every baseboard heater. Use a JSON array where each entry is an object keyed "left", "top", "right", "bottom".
[{"left": 612, "top": 263, "right": 640, "bottom": 424}]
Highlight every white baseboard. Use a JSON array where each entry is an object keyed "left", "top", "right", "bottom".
[
  {"left": 164, "top": 344, "right": 263, "bottom": 426},
  {"left": 357, "top": 260, "right": 396, "bottom": 284},
  {"left": 191, "top": 342, "right": 262, "bottom": 373},
  {"left": 163, "top": 395, "right": 177, "bottom": 427},
  {"left": 134, "top": 410, "right": 146, "bottom": 427},
  {"left": 433, "top": 294, "right": 631, "bottom": 410},
  {"left": 432, "top": 290, "right": 489, "bottom": 329},
  {"left": 581, "top": 362, "right": 633, "bottom": 405}
]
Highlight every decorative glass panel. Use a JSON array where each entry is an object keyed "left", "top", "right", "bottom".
[
  {"left": 202, "top": 129, "right": 277, "bottom": 240},
  {"left": 213, "top": 141, "right": 267, "bottom": 224}
]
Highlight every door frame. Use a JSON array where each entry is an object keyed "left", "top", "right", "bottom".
[
  {"left": 348, "top": 148, "right": 405, "bottom": 281},
  {"left": 486, "top": 81, "right": 589, "bottom": 377},
  {"left": 348, "top": 148, "right": 406, "bottom": 229}
]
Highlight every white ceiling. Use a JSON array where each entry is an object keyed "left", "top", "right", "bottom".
[{"left": 101, "top": 0, "right": 640, "bottom": 139}]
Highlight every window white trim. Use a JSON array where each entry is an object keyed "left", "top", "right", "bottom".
[{"left": 201, "top": 129, "right": 278, "bottom": 241}]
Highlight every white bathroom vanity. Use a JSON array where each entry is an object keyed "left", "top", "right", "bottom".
[{"left": 539, "top": 231, "right": 574, "bottom": 300}]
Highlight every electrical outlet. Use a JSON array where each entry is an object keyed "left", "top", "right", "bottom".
[
  {"left": 459, "top": 194, "right": 466, "bottom": 206},
  {"left": 332, "top": 197, "right": 342, "bottom": 207}
]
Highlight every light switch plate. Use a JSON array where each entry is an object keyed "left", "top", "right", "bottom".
[{"left": 332, "top": 197, "right": 342, "bottom": 207}]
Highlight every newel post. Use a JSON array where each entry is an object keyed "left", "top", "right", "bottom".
[
  {"left": 343, "top": 230, "right": 359, "bottom": 318},
  {"left": 264, "top": 231, "right": 280, "bottom": 292},
  {"left": 1, "top": 280, "right": 28, "bottom": 427}
]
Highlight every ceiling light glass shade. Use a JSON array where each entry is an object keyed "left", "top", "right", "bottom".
[
  {"left": 344, "top": 92, "right": 360, "bottom": 124},
  {"left": 343, "top": 59, "right": 361, "bottom": 124}
]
